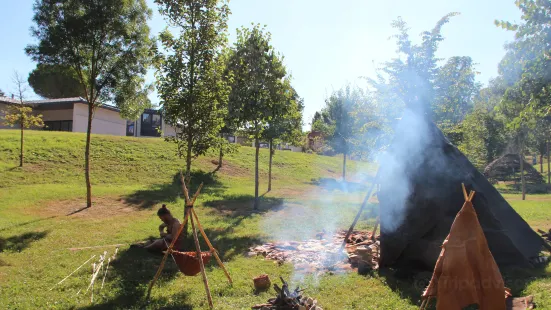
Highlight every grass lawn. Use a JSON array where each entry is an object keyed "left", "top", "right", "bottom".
[{"left": 0, "top": 130, "right": 550, "bottom": 309}]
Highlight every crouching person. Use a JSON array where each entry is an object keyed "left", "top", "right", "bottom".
[{"left": 144, "top": 204, "right": 182, "bottom": 253}]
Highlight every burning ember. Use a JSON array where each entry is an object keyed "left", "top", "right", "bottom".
[
  {"left": 252, "top": 277, "right": 322, "bottom": 310},
  {"left": 248, "top": 230, "right": 379, "bottom": 273}
]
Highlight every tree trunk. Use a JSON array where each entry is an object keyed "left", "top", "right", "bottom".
[
  {"left": 268, "top": 138, "right": 273, "bottom": 192},
  {"left": 254, "top": 137, "right": 260, "bottom": 210},
  {"left": 85, "top": 104, "right": 93, "bottom": 209},
  {"left": 218, "top": 147, "right": 223, "bottom": 170},
  {"left": 19, "top": 122, "right": 24, "bottom": 167},
  {"left": 547, "top": 139, "right": 550, "bottom": 184},
  {"left": 540, "top": 154, "right": 543, "bottom": 173},
  {"left": 342, "top": 149, "right": 347, "bottom": 181},
  {"left": 185, "top": 136, "right": 192, "bottom": 186},
  {"left": 520, "top": 152, "right": 526, "bottom": 201}
]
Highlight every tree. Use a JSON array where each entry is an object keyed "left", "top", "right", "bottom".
[
  {"left": 0, "top": 89, "right": 5, "bottom": 97},
  {"left": 227, "top": 25, "right": 288, "bottom": 209},
  {"left": 28, "top": 64, "right": 85, "bottom": 98},
  {"left": 3, "top": 72, "right": 44, "bottom": 167},
  {"left": 433, "top": 56, "right": 480, "bottom": 127},
  {"left": 494, "top": 0, "right": 551, "bottom": 199},
  {"left": 155, "top": 0, "right": 230, "bottom": 184},
  {"left": 26, "top": 0, "right": 154, "bottom": 209},
  {"left": 263, "top": 82, "right": 303, "bottom": 191},
  {"left": 323, "top": 86, "right": 363, "bottom": 180}
]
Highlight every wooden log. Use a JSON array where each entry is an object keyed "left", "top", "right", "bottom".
[
  {"left": 192, "top": 208, "right": 233, "bottom": 284},
  {"left": 190, "top": 212, "right": 214, "bottom": 309}
]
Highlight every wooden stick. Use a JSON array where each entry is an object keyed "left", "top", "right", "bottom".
[
  {"left": 146, "top": 208, "right": 190, "bottom": 300},
  {"left": 50, "top": 255, "right": 96, "bottom": 290},
  {"left": 180, "top": 170, "right": 191, "bottom": 203},
  {"left": 192, "top": 208, "right": 233, "bottom": 284},
  {"left": 191, "top": 183, "right": 204, "bottom": 205},
  {"left": 67, "top": 244, "right": 126, "bottom": 251},
  {"left": 340, "top": 171, "right": 379, "bottom": 253},
  {"left": 190, "top": 211, "right": 214, "bottom": 309},
  {"left": 469, "top": 190, "right": 476, "bottom": 201},
  {"left": 461, "top": 183, "right": 468, "bottom": 201},
  {"left": 371, "top": 216, "right": 380, "bottom": 240}
]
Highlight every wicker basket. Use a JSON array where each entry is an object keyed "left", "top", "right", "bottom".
[{"left": 172, "top": 251, "right": 212, "bottom": 276}]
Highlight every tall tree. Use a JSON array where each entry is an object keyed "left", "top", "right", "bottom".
[
  {"left": 433, "top": 56, "right": 480, "bottom": 127},
  {"left": 323, "top": 86, "right": 363, "bottom": 180},
  {"left": 263, "top": 82, "right": 303, "bottom": 191},
  {"left": 494, "top": 0, "right": 551, "bottom": 199},
  {"left": 155, "top": 0, "right": 230, "bottom": 185},
  {"left": 28, "top": 63, "right": 85, "bottom": 98},
  {"left": 227, "top": 25, "right": 288, "bottom": 209},
  {"left": 3, "top": 72, "right": 45, "bottom": 167},
  {"left": 26, "top": 0, "right": 154, "bottom": 209}
]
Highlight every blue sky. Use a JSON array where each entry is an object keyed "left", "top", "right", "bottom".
[{"left": 0, "top": 0, "right": 520, "bottom": 129}]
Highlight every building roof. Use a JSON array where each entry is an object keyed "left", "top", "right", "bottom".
[
  {"left": 0, "top": 96, "right": 21, "bottom": 104},
  {"left": 0, "top": 96, "right": 121, "bottom": 112},
  {"left": 26, "top": 97, "right": 87, "bottom": 104}
]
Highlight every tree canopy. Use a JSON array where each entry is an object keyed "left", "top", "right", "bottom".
[
  {"left": 155, "top": 0, "right": 230, "bottom": 183},
  {"left": 28, "top": 64, "right": 85, "bottom": 99}
]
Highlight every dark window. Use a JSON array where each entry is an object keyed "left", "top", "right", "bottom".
[
  {"left": 140, "top": 112, "right": 161, "bottom": 137},
  {"left": 152, "top": 114, "right": 161, "bottom": 127},
  {"left": 44, "top": 120, "right": 72, "bottom": 132},
  {"left": 142, "top": 113, "right": 151, "bottom": 125},
  {"left": 126, "top": 120, "right": 135, "bottom": 136}
]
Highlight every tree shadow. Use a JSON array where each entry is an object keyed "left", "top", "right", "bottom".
[
  {"left": 124, "top": 171, "right": 227, "bottom": 209},
  {"left": 80, "top": 228, "right": 265, "bottom": 308},
  {"left": 204, "top": 194, "right": 284, "bottom": 227},
  {"left": 0, "top": 231, "right": 49, "bottom": 253},
  {"left": 0, "top": 216, "right": 57, "bottom": 232},
  {"left": 308, "top": 177, "right": 369, "bottom": 192},
  {"left": 80, "top": 245, "right": 188, "bottom": 309}
]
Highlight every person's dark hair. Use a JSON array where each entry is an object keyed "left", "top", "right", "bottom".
[{"left": 157, "top": 204, "right": 171, "bottom": 216}]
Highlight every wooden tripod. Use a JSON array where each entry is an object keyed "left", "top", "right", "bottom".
[{"left": 146, "top": 172, "right": 232, "bottom": 308}]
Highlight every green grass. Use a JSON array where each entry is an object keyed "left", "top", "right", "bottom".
[{"left": 0, "top": 130, "right": 550, "bottom": 309}]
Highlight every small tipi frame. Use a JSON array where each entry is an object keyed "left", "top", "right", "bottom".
[{"left": 146, "top": 172, "right": 232, "bottom": 308}]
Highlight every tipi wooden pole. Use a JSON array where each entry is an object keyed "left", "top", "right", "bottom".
[
  {"left": 192, "top": 208, "right": 233, "bottom": 284},
  {"left": 371, "top": 216, "right": 379, "bottom": 241},
  {"left": 146, "top": 208, "right": 189, "bottom": 300},
  {"left": 190, "top": 211, "right": 214, "bottom": 309},
  {"left": 340, "top": 170, "right": 379, "bottom": 252}
]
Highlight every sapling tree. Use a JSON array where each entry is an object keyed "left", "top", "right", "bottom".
[
  {"left": 3, "top": 72, "right": 45, "bottom": 167},
  {"left": 26, "top": 0, "right": 154, "bottom": 209},
  {"left": 155, "top": 0, "right": 230, "bottom": 184},
  {"left": 227, "top": 25, "right": 288, "bottom": 209}
]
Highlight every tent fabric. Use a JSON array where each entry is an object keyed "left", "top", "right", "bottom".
[
  {"left": 421, "top": 190, "right": 506, "bottom": 310},
  {"left": 378, "top": 114, "right": 543, "bottom": 270}
]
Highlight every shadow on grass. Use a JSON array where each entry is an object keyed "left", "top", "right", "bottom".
[
  {"left": 124, "top": 171, "right": 227, "bottom": 209},
  {"left": 309, "top": 177, "right": 369, "bottom": 192},
  {"left": 0, "top": 230, "right": 49, "bottom": 253},
  {"left": 204, "top": 194, "right": 284, "bottom": 228},
  {"left": 377, "top": 263, "right": 551, "bottom": 309},
  {"left": 81, "top": 228, "right": 264, "bottom": 309},
  {"left": 80, "top": 245, "right": 190, "bottom": 310},
  {"left": 0, "top": 216, "right": 57, "bottom": 232}
]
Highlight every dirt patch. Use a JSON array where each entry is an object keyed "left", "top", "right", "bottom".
[
  {"left": 27, "top": 196, "right": 150, "bottom": 219},
  {"left": 211, "top": 160, "right": 250, "bottom": 178}
]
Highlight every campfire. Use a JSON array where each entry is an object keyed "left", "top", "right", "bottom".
[
  {"left": 252, "top": 277, "right": 322, "bottom": 310},
  {"left": 249, "top": 230, "right": 379, "bottom": 273}
]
